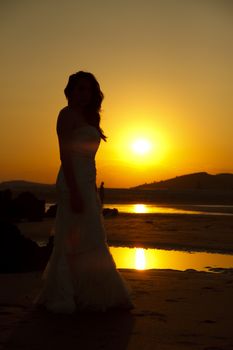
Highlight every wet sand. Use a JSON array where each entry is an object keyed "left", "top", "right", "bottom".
[
  {"left": 18, "top": 213, "right": 233, "bottom": 254},
  {"left": 1, "top": 269, "right": 233, "bottom": 349},
  {"left": 1, "top": 213, "right": 233, "bottom": 349}
]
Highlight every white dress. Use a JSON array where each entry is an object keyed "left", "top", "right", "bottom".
[{"left": 35, "top": 123, "right": 133, "bottom": 313}]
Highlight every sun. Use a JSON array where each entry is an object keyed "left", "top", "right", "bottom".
[{"left": 132, "top": 139, "right": 151, "bottom": 155}]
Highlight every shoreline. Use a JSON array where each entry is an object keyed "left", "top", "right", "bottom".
[
  {"left": 1, "top": 210, "right": 233, "bottom": 349},
  {"left": 108, "top": 241, "right": 233, "bottom": 255},
  {"left": 17, "top": 212, "right": 233, "bottom": 255}
]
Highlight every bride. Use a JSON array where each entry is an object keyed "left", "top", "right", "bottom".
[{"left": 35, "top": 71, "right": 133, "bottom": 313}]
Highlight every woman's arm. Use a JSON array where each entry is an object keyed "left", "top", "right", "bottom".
[{"left": 56, "top": 109, "right": 83, "bottom": 212}]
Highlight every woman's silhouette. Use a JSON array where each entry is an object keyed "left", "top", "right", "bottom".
[{"left": 35, "top": 71, "right": 133, "bottom": 313}]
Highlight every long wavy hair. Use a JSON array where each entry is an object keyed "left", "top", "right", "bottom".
[{"left": 64, "top": 71, "right": 107, "bottom": 141}]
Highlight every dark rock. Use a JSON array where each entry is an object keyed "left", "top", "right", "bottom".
[
  {"left": 103, "top": 208, "right": 119, "bottom": 217},
  {"left": 11, "top": 191, "right": 45, "bottom": 222},
  {"left": 0, "top": 189, "right": 45, "bottom": 222},
  {"left": 0, "top": 189, "right": 13, "bottom": 220},
  {"left": 0, "top": 221, "right": 53, "bottom": 273}
]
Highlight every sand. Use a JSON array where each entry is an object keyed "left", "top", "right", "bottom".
[
  {"left": 18, "top": 213, "right": 233, "bottom": 253},
  {"left": 1, "top": 213, "right": 233, "bottom": 349},
  {"left": 1, "top": 269, "right": 233, "bottom": 349}
]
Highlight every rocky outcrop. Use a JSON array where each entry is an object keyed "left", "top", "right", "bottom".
[
  {"left": 0, "top": 190, "right": 45, "bottom": 222},
  {"left": 103, "top": 208, "right": 119, "bottom": 217},
  {"left": 0, "top": 221, "right": 53, "bottom": 273}
]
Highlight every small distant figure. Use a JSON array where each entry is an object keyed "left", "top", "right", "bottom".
[{"left": 99, "top": 181, "right": 105, "bottom": 206}]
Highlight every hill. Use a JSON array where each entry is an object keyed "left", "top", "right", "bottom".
[
  {"left": 132, "top": 172, "right": 233, "bottom": 191},
  {"left": 1, "top": 173, "right": 233, "bottom": 205}
]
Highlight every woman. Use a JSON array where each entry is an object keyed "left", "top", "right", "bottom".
[{"left": 35, "top": 71, "right": 133, "bottom": 313}]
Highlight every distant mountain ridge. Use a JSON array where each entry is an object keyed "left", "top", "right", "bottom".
[
  {"left": 1, "top": 173, "right": 233, "bottom": 193},
  {"left": 133, "top": 172, "right": 233, "bottom": 190},
  {"left": 1, "top": 173, "right": 233, "bottom": 204}
]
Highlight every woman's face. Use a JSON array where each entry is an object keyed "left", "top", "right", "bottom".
[{"left": 70, "top": 77, "right": 93, "bottom": 107}]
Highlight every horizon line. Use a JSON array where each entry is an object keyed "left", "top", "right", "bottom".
[{"left": 1, "top": 171, "right": 233, "bottom": 188}]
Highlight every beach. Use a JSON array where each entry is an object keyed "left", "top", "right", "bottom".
[
  {"left": 1, "top": 0, "right": 233, "bottom": 346},
  {"left": 1, "top": 212, "right": 233, "bottom": 349},
  {"left": 17, "top": 211, "right": 233, "bottom": 254},
  {"left": 1, "top": 269, "right": 233, "bottom": 349}
]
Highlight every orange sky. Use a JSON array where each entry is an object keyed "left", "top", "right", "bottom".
[{"left": 0, "top": 1, "right": 232, "bottom": 188}]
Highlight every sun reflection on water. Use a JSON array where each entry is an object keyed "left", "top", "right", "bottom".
[
  {"left": 109, "top": 246, "right": 233, "bottom": 271},
  {"left": 110, "top": 247, "right": 157, "bottom": 270},
  {"left": 133, "top": 204, "right": 149, "bottom": 213},
  {"left": 106, "top": 203, "right": 205, "bottom": 215},
  {"left": 135, "top": 248, "right": 146, "bottom": 270}
]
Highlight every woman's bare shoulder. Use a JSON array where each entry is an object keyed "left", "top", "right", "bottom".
[
  {"left": 56, "top": 106, "right": 73, "bottom": 135},
  {"left": 58, "top": 106, "right": 71, "bottom": 118}
]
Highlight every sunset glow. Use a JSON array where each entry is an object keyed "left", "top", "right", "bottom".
[
  {"left": 1, "top": 2, "right": 232, "bottom": 187},
  {"left": 132, "top": 139, "right": 151, "bottom": 155},
  {"left": 112, "top": 126, "right": 168, "bottom": 176}
]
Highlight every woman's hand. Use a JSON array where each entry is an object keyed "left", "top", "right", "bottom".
[{"left": 69, "top": 191, "right": 84, "bottom": 213}]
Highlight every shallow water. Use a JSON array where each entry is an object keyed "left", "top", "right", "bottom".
[
  {"left": 37, "top": 239, "right": 233, "bottom": 272},
  {"left": 110, "top": 246, "right": 233, "bottom": 272},
  {"left": 43, "top": 202, "right": 233, "bottom": 272},
  {"left": 105, "top": 203, "right": 233, "bottom": 216},
  {"left": 46, "top": 202, "right": 233, "bottom": 215}
]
